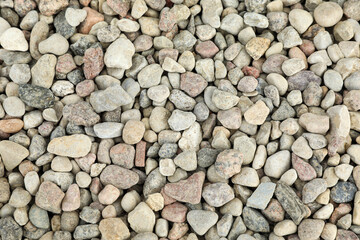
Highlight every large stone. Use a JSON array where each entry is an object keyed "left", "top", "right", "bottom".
[
  {"left": 0, "top": 217, "right": 23, "bottom": 240},
  {"left": 47, "top": 134, "right": 92, "bottom": 158},
  {"left": 187, "top": 210, "right": 218, "bottom": 235},
  {"left": 128, "top": 202, "right": 156, "bottom": 233},
  {"left": 0, "top": 140, "right": 29, "bottom": 171}
]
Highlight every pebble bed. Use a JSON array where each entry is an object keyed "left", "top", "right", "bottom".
[{"left": 0, "top": 0, "right": 360, "bottom": 239}]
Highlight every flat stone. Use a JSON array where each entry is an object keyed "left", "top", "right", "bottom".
[
  {"left": 31, "top": 54, "right": 57, "bottom": 88},
  {"left": 0, "top": 140, "right": 29, "bottom": 171},
  {"left": 35, "top": 181, "right": 65, "bottom": 214},
  {"left": 298, "top": 219, "right": 325, "bottom": 240},
  {"left": 63, "top": 101, "right": 100, "bottom": 126},
  {"left": 243, "top": 207, "right": 270, "bottom": 233},
  {"left": 163, "top": 171, "right": 205, "bottom": 204},
  {"left": 275, "top": 182, "right": 307, "bottom": 225},
  {"left": 299, "top": 113, "right": 330, "bottom": 134},
  {"left": 94, "top": 122, "right": 124, "bottom": 139},
  {"left": 292, "top": 153, "right": 316, "bottom": 181},
  {"left": 100, "top": 165, "right": 139, "bottom": 189},
  {"left": 128, "top": 202, "right": 155, "bottom": 233},
  {"left": 0, "top": 27, "right": 28, "bottom": 51},
  {"left": 245, "top": 37, "right": 270, "bottom": 60},
  {"left": 47, "top": 134, "right": 92, "bottom": 158},
  {"left": 215, "top": 149, "right": 243, "bottom": 179},
  {"left": 161, "top": 202, "right": 188, "bottom": 223},
  {"left": 99, "top": 218, "right": 130, "bottom": 240},
  {"left": 90, "top": 84, "right": 133, "bottom": 113},
  {"left": 247, "top": 182, "right": 276, "bottom": 210}
]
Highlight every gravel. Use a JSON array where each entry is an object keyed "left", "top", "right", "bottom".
[{"left": 0, "top": 1, "right": 359, "bottom": 240}]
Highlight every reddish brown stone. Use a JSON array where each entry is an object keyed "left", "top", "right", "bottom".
[
  {"left": 39, "top": 0, "right": 69, "bottom": 16},
  {"left": 261, "top": 199, "right": 285, "bottom": 222},
  {"left": 62, "top": 184, "right": 80, "bottom": 211},
  {"left": 107, "top": 0, "right": 130, "bottom": 17},
  {"left": 242, "top": 66, "right": 260, "bottom": 78},
  {"left": 168, "top": 223, "right": 189, "bottom": 240},
  {"left": 0, "top": 119, "right": 24, "bottom": 133},
  {"left": 195, "top": 41, "right": 219, "bottom": 58},
  {"left": 161, "top": 202, "right": 188, "bottom": 223},
  {"left": 19, "top": 160, "right": 39, "bottom": 176},
  {"left": 14, "top": 0, "right": 36, "bottom": 17},
  {"left": 100, "top": 165, "right": 139, "bottom": 189},
  {"left": 56, "top": 54, "right": 76, "bottom": 74},
  {"left": 76, "top": 80, "right": 95, "bottom": 97},
  {"left": 180, "top": 72, "right": 208, "bottom": 97},
  {"left": 135, "top": 141, "right": 146, "bottom": 167},
  {"left": 163, "top": 171, "right": 205, "bottom": 204},
  {"left": 35, "top": 181, "right": 65, "bottom": 213},
  {"left": 79, "top": 7, "right": 104, "bottom": 34},
  {"left": 292, "top": 153, "right": 316, "bottom": 181},
  {"left": 83, "top": 44, "right": 104, "bottom": 79},
  {"left": 330, "top": 203, "right": 352, "bottom": 224},
  {"left": 161, "top": 188, "right": 177, "bottom": 205},
  {"left": 110, "top": 144, "right": 135, "bottom": 169},
  {"left": 300, "top": 39, "right": 315, "bottom": 56},
  {"left": 90, "top": 177, "right": 103, "bottom": 195},
  {"left": 336, "top": 229, "right": 359, "bottom": 240},
  {"left": 75, "top": 153, "right": 96, "bottom": 173}
]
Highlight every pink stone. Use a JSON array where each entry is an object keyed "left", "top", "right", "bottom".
[
  {"left": 292, "top": 153, "right": 316, "bottom": 181},
  {"left": 159, "top": 8, "right": 176, "bottom": 32},
  {"left": 56, "top": 53, "right": 76, "bottom": 74},
  {"left": 83, "top": 45, "right": 104, "bottom": 79},
  {"left": 217, "top": 107, "right": 242, "bottom": 130},
  {"left": 180, "top": 72, "right": 208, "bottom": 97},
  {"left": 163, "top": 171, "right": 205, "bottom": 204},
  {"left": 195, "top": 41, "right": 219, "bottom": 58},
  {"left": 62, "top": 184, "right": 80, "bottom": 211},
  {"left": 215, "top": 149, "right": 243, "bottom": 179},
  {"left": 90, "top": 177, "right": 103, "bottom": 195},
  {"left": 110, "top": 143, "right": 135, "bottom": 169},
  {"left": 79, "top": 7, "right": 104, "bottom": 34},
  {"left": 75, "top": 153, "right": 96, "bottom": 173},
  {"left": 98, "top": 184, "right": 120, "bottom": 205},
  {"left": 107, "top": 0, "right": 130, "bottom": 17},
  {"left": 35, "top": 181, "right": 65, "bottom": 213},
  {"left": 39, "top": 0, "right": 69, "bottom": 16},
  {"left": 161, "top": 202, "right": 188, "bottom": 223},
  {"left": 135, "top": 141, "right": 146, "bottom": 167},
  {"left": 242, "top": 66, "right": 260, "bottom": 78},
  {"left": 76, "top": 80, "right": 95, "bottom": 97},
  {"left": 168, "top": 223, "right": 189, "bottom": 240},
  {"left": 330, "top": 203, "right": 352, "bottom": 224},
  {"left": 161, "top": 188, "right": 177, "bottom": 205}
]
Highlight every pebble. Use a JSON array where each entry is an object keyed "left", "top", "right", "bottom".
[
  {"left": 65, "top": 8, "right": 87, "bottom": 27},
  {"left": 243, "top": 207, "right": 270, "bottom": 233},
  {"left": 99, "top": 218, "right": 130, "bottom": 240},
  {"left": 298, "top": 219, "right": 325, "bottom": 240},
  {"left": 314, "top": 2, "right": 343, "bottom": 27},
  {"left": 244, "top": 100, "right": 270, "bottom": 125},
  {"left": 128, "top": 202, "right": 156, "bottom": 233},
  {"left": 100, "top": 165, "right": 139, "bottom": 189},
  {"left": 0, "top": 140, "right": 29, "bottom": 171},
  {"left": 246, "top": 37, "right": 271, "bottom": 60},
  {"left": 187, "top": 210, "right": 218, "bottom": 235},
  {"left": 39, "top": 33, "right": 69, "bottom": 55},
  {"left": 289, "top": 9, "right": 313, "bottom": 34},
  {"left": 104, "top": 37, "right": 135, "bottom": 69},
  {"left": 0, "top": 27, "right": 28, "bottom": 51},
  {"left": 331, "top": 182, "right": 357, "bottom": 203},
  {"left": 247, "top": 182, "right": 276, "bottom": 210},
  {"left": 202, "top": 182, "right": 234, "bottom": 207},
  {"left": 47, "top": 134, "right": 91, "bottom": 158},
  {"left": 35, "top": 181, "right": 65, "bottom": 213}
]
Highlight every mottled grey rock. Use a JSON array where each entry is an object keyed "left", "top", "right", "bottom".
[
  {"left": 18, "top": 84, "right": 55, "bottom": 109},
  {"left": 242, "top": 207, "right": 270, "bottom": 233}
]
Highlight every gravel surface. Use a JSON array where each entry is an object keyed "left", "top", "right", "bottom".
[{"left": 0, "top": 0, "right": 360, "bottom": 240}]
